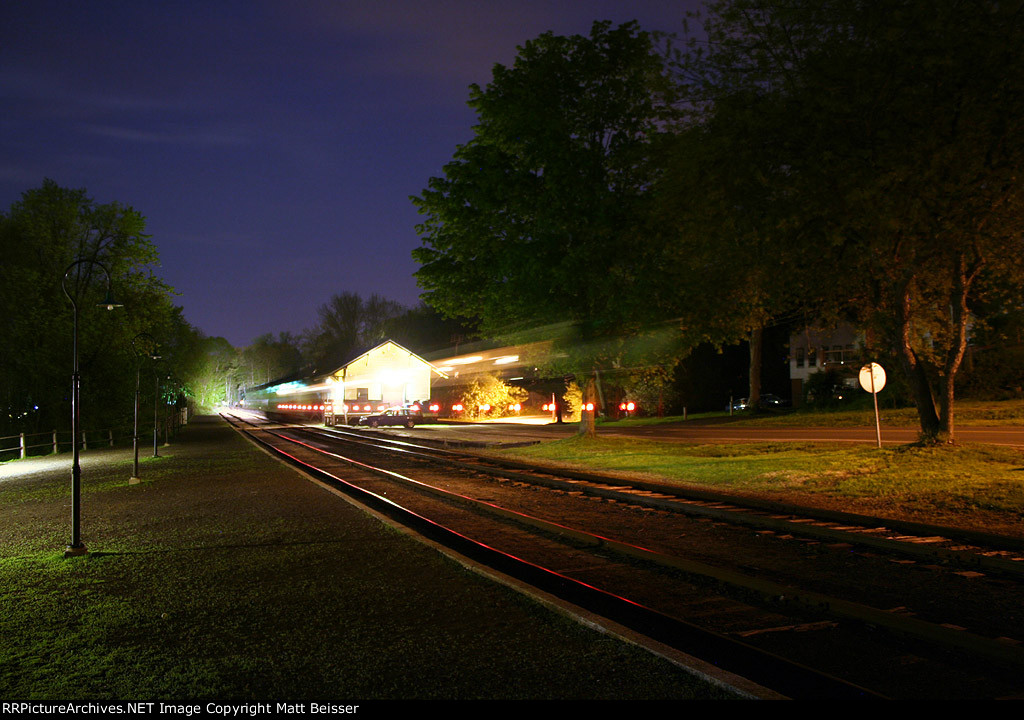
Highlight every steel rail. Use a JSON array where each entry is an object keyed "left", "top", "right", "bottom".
[
  {"left": 307, "top": 425, "right": 1024, "bottom": 577},
  {"left": 270, "top": 423, "right": 1024, "bottom": 673},
  {"left": 227, "top": 415, "right": 879, "bottom": 700}
]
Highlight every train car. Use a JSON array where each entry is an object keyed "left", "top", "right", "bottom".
[
  {"left": 243, "top": 341, "right": 447, "bottom": 427},
  {"left": 242, "top": 376, "right": 329, "bottom": 423}
]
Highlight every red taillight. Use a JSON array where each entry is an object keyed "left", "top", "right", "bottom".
[
  {"left": 583, "top": 402, "right": 595, "bottom": 412},
  {"left": 429, "top": 404, "right": 440, "bottom": 412}
]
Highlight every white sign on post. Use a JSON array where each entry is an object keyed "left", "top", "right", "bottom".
[
  {"left": 858, "top": 362, "right": 886, "bottom": 394},
  {"left": 859, "top": 362, "right": 885, "bottom": 447}
]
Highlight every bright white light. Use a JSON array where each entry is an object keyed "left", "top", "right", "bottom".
[{"left": 446, "top": 356, "right": 483, "bottom": 366}]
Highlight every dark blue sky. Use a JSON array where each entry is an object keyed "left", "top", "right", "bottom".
[{"left": 2, "top": 1, "right": 699, "bottom": 346}]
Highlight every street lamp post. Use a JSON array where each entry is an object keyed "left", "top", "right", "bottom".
[
  {"left": 61, "top": 259, "right": 122, "bottom": 557},
  {"left": 130, "top": 333, "right": 159, "bottom": 483},
  {"left": 153, "top": 372, "right": 160, "bottom": 458}
]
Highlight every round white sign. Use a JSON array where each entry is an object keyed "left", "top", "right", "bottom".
[{"left": 859, "top": 362, "right": 886, "bottom": 394}]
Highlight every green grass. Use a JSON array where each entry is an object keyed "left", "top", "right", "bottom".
[{"left": 500, "top": 435, "right": 1024, "bottom": 534}]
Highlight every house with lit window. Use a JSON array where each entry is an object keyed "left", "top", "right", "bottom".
[{"left": 789, "top": 324, "right": 863, "bottom": 405}]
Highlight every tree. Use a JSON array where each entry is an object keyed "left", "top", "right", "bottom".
[
  {"left": 654, "top": 119, "right": 801, "bottom": 409},
  {"left": 671, "top": 0, "right": 1024, "bottom": 442},
  {"left": 178, "top": 335, "right": 236, "bottom": 409},
  {"left": 302, "top": 292, "right": 405, "bottom": 371},
  {"left": 238, "top": 333, "right": 304, "bottom": 387},
  {"left": 376, "top": 303, "right": 477, "bottom": 355},
  {"left": 0, "top": 181, "right": 182, "bottom": 437},
  {"left": 412, "top": 21, "right": 682, "bottom": 434}
]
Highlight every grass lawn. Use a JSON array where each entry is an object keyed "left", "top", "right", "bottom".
[{"left": 499, "top": 435, "right": 1024, "bottom": 538}]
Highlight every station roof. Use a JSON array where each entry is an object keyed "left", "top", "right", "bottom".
[{"left": 326, "top": 340, "right": 448, "bottom": 379}]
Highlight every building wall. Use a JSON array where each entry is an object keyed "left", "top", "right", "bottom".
[{"left": 328, "top": 341, "right": 434, "bottom": 409}]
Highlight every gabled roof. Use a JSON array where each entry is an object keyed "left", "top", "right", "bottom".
[{"left": 330, "top": 340, "right": 449, "bottom": 378}]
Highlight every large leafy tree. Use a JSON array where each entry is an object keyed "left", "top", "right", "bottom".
[
  {"left": 413, "top": 21, "right": 680, "bottom": 331},
  {"left": 0, "top": 180, "right": 185, "bottom": 436},
  {"left": 412, "top": 21, "right": 682, "bottom": 433},
  {"left": 673, "top": 0, "right": 1024, "bottom": 441},
  {"left": 654, "top": 116, "right": 803, "bottom": 408}
]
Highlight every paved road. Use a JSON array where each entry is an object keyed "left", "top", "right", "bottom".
[
  {"left": 606, "top": 424, "right": 1024, "bottom": 448},
  {"left": 384, "top": 419, "right": 1024, "bottom": 448}
]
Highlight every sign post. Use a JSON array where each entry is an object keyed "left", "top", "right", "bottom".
[{"left": 858, "top": 362, "right": 887, "bottom": 448}]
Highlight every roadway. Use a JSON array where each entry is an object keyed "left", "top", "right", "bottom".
[{"left": 373, "top": 416, "right": 1024, "bottom": 449}]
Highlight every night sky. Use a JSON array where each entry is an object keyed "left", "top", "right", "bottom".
[{"left": 2, "top": 1, "right": 699, "bottom": 347}]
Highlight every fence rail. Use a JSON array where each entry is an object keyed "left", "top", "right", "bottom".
[{"left": 1, "top": 407, "right": 191, "bottom": 462}]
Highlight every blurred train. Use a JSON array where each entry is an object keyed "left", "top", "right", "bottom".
[
  {"left": 240, "top": 339, "right": 640, "bottom": 427},
  {"left": 241, "top": 375, "right": 541, "bottom": 426}
]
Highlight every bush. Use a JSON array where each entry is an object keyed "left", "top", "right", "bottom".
[
  {"left": 803, "top": 368, "right": 854, "bottom": 408},
  {"left": 461, "top": 375, "right": 528, "bottom": 420},
  {"left": 958, "top": 345, "right": 1024, "bottom": 400}
]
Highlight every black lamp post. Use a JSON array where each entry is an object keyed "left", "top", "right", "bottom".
[
  {"left": 153, "top": 371, "right": 161, "bottom": 458},
  {"left": 130, "top": 333, "right": 160, "bottom": 483},
  {"left": 61, "top": 259, "right": 122, "bottom": 557}
]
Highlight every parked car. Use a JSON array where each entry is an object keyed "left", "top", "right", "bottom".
[
  {"left": 727, "top": 397, "right": 749, "bottom": 412},
  {"left": 757, "top": 393, "right": 791, "bottom": 409},
  {"left": 358, "top": 407, "right": 420, "bottom": 428}
]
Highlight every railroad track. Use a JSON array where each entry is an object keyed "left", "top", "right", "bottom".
[
  {"left": 316, "top": 424, "right": 1024, "bottom": 577},
  {"left": 224, "top": 413, "right": 1024, "bottom": 699}
]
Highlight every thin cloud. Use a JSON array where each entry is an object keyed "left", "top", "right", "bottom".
[{"left": 85, "top": 124, "right": 253, "bottom": 147}]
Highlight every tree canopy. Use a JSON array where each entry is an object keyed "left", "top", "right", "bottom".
[
  {"left": 411, "top": 21, "right": 684, "bottom": 433},
  {"left": 0, "top": 180, "right": 196, "bottom": 437},
  {"left": 412, "top": 21, "right": 681, "bottom": 337},
  {"left": 411, "top": 4, "right": 1024, "bottom": 440},
  {"left": 670, "top": 0, "right": 1024, "bottom": 440},
  {"left": 302, "top": 292, "right": 407, "bottom": 372}
]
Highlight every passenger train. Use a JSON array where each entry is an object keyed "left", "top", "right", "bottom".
[{"left": 240, "top": 339, "right": 639, "bottom": 426}]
